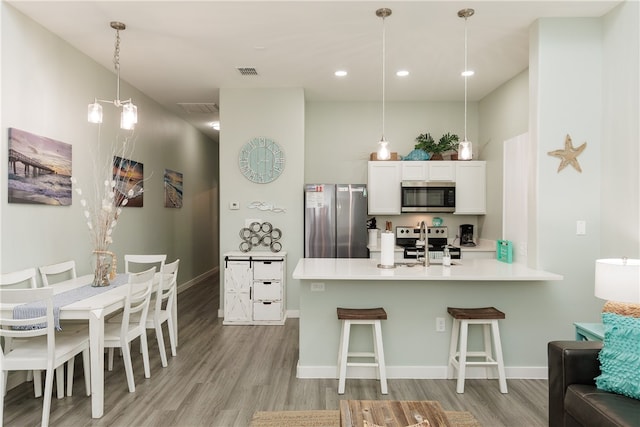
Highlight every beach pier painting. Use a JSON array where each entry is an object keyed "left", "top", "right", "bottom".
[{"left": 7, "top": 128, "right": 72, "bottom": 205}]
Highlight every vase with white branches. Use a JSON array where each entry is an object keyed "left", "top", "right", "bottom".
[{"left": 70, "top": 136, "right": 143, "bottom": 286}]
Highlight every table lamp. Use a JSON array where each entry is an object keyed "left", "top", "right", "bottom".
[{"left": 595, "top": 258, "right": 640, "bottom": 312}]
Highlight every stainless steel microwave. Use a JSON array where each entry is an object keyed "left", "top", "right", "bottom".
[{"left": 401, "top": 181, "right": 455, "bottom": 213}]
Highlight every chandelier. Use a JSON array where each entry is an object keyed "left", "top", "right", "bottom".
[{"left": 88, "top": 21, "right": 138, "bottom": 130}]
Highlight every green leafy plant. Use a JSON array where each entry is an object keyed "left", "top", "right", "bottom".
[
  {"left": 439, "top": 132, "right": 460, "bottom": 151},
  {"left": 414, "top": 132, "right": 459, "bottom": 155}
]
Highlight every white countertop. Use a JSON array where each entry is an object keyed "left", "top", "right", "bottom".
[
  {"left": 224, "top": 251, "right": 287, "bottom": 258},
  {"left": 292, "top": 257, "right": 562, "bottom": 281}
]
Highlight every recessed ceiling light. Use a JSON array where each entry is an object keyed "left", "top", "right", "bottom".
[
  {"left": 461, "top": 70, "right": 475, "bottom": 77},
  {"left": 210, "top": 121, "right": 220, "bottom": 131},
  {"left": 334, "top": 70, "right": 348, "bottom": 77},
  {"left": 396, "top": 70, "right": 409, "bottom": 77}
]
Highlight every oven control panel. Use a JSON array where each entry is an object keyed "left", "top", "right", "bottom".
[
  {"left": 395, "top": 226, "right": 449, "bottom": 239},
  {"left": 427, "top": 226, "right": 448, "bottom": 238}
]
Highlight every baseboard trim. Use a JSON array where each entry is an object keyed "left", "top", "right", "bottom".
[
  {"left": 177, "top": 266, "right": 218, "bottom": 294},
  {"left": 296, "top": 363, "right": 547, "bottom": 380}
]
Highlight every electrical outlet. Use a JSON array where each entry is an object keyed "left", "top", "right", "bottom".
[
  {"left": 436, "top": 317, "right": 446, "bottom": 332},
  {"left": 229, "top": 201, "right": 240, "bottom": 210},
  {"left": 576, "top": 220, "right": 586, "bottom": 235},
  {"left": 310, "top": 282, "right": 325, "bottom": 292}
]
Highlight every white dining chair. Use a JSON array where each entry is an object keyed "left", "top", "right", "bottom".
[
  {"left": 151, "top": 259, "right": 179, "bottom": 367},
  {"left": 124, "top": 254, "right": 166, "bottom": 274},
  {"left": 104, "top": 267, "right": 155, "bottom": 393},
  {"left": 0, "top": 268, "right": 38, "bottom": 289},
  {"left": 0, "top": 268, "right": 48, "bottom": 398},
  {"left": 0, "top": 287, "right": 90, "bottom": 427},
  {"left": 38, "top": 260, "right": 89, "bottom": 398},
  {"left": 39, "top": 260, "right": 77, "bottom": 287},
  {"left": 109, "top": 259, "right": 180, "bottom": 368}
]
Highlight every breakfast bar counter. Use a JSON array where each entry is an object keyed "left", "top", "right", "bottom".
[
  {"left": 293, "top": 258, "right": 562, "bottom": 381},
  {"left": 292, "top": 258, "right": 563, "bottom": 282}
]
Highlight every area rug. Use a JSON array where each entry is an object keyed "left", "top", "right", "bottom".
[{"left": 249, "top": 409, "right": 481, "bottom": 427}]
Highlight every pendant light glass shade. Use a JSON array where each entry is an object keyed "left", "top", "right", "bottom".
[
  {"left": 377, "top": 140, "right": 390, "bottom": 160},
  {"left": 88, "top": 101, "right": 103, "bottom": 124},
  {"left": 458, "top": 140, "right": 472, "bottom": 160},
  {"left": 120, "top": 103, "right": 137, "bottom": 130},
  {"left": 458, "top": 8, "right": 474, "bottom": 161}
]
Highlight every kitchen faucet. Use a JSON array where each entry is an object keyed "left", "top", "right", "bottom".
[{"left": 417, "top": 221, "right": 429, "bottom": 267}]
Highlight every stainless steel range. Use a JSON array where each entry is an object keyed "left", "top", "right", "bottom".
[{"left": 395, "top": 226, "right": 459, "bottom": 259}]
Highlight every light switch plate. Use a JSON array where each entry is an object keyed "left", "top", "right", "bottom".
[{"left": 576, "top": 220, "right": 586, "bottom": 235}]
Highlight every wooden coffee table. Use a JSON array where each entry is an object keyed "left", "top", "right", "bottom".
[{"left": 340, "top": 400, "right": 451, "bottom": 427}]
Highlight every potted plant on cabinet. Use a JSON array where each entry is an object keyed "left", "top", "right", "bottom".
[
  {"left": 439, "top": 133, "right": 460, "bottom": 160},
  {"left": 414, "top": 132, "right": 459, "bottom": 160}
]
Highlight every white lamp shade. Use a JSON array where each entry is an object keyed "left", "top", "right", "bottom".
[
  {"left": 458, "top": 140, "right": 473, "bottom": 160},
  {"left": 377, "top": 140, "right": 390, "bottom": 160},
  {"left": 120, "top": 103, "right": 137, "bottom": 130},
  {"left": 595, "top": 258, "right": 640, "bottom": 303},
  {"left": 88, "top": 102, "right": 103, "bottom": 124}
]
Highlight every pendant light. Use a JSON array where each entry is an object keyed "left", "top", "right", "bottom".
[
  {"left": 458, "top": 8, "right": 474, "bottom": 160},
  {"left": 376, "top": 8, "right": 392, "bottom": 161},
  {"left": 88, "top": 21, "right": 138, "bottom": 130}
]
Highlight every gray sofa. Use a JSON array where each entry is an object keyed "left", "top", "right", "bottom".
[{"left": 548, "top": 341, "right": 640, "bottom": 427}]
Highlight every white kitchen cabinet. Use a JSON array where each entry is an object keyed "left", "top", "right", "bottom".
[
  {"left": 401, "top": 162, "right": 428, "bottom": 181},
  {"left": 427, "top": 161, "right": 456, "bottom": 181},
  {"left": 368, "top": 161, "right": 401, "bottom": 215},
  {"left": 455, "top": 161, "right": 486, "bottom": 214},
  {"left": 223, "top": 252, "right": 287, "bottom": 325},
  {"left": 401, "top": 161, "right": 455, "bottom": 182}
]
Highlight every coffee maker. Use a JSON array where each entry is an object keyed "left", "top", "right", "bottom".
[{"left": 460, "top": 224, "right": 475, "bottom": 247}]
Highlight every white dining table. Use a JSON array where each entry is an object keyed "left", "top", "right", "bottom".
[
  {"left": 43, "top": 274, "right": 131, "bottom": 418},
  {"left": 3, "top": 273, "right": 162, "bottom": 418}
]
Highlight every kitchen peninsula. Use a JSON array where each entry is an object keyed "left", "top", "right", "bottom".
[{"left": 293, "top": 258, "right": 562, "bottom": 380}]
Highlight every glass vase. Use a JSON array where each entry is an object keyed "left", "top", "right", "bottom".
[{"left": 92, "top": 250, "right": 116, "bottom": 287}]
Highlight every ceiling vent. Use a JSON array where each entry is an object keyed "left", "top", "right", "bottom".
[
  {"left": 177, "top": 103, "right": 219, "bottom": 114},
  {"left": 237, "top": 67, "right": 259, "bottom": 76}
]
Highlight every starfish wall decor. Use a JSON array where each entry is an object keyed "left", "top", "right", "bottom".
[{"left": 547, "top": 134, "right": 587, "bottom": 173}]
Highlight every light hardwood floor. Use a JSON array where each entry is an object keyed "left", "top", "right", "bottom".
[{"left": 2, "top": 273, "right": 549, "bottom": 426}]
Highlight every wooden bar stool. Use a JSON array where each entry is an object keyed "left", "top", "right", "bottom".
[
  {"left": 336, "top": 307, "right": 388, "bottom": 395},
  {"left": 447, "top": 307, "right": 508, "bottom": 394}
]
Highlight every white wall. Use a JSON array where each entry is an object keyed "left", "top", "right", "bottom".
[
  {"left": 528, "top": 15, "right": 611, "bottom": 336},
  {"left": 601, "top": 1, "right": 640, "bottom": 257},
  {"left": 219, "top": 88, "right": 305, "bottom": 312},
  {"left": 1, "top": 4, "right": 219, "bottom": 284},
  {"left": 305, "top": 101, "right": 477, "bottom": 184},
  {"left": 478, "top": 70, "right": 529, "bottom": 242}
]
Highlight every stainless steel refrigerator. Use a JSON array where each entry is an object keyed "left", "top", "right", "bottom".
[{"left": 304, "top": 184, "right": 369, "bottom": 258}]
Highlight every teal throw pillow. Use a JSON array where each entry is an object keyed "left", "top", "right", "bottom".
[{"left": 595, "top": 312, "right": 640, "bottom": 400}]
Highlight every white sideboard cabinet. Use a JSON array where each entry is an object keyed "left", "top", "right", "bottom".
[
  {"left": 367, "top": 161, "right": 401, "bottom": 215},
  {"left": 223, "top": 251, "right": 286, "bottom": 325}
]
